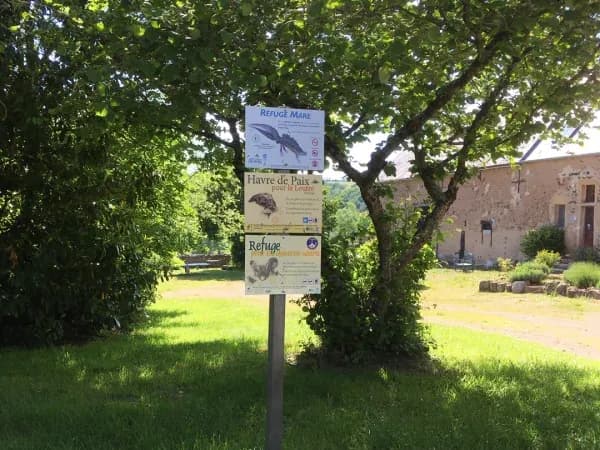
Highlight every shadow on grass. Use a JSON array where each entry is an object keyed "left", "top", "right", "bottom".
[
  {"left": 172, "top": 268, "right": 244, "bottom": 282},
  {"left": 1, "top": 309, "right": 599, "bottom": 449}
]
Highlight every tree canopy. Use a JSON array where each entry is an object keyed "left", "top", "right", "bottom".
[{"left": 2, "top": 0, "right": 598, "bottom": 357}]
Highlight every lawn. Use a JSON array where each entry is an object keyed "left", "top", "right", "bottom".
[{"left": 1, "top": 269, "right": 599, "bottom": 449}]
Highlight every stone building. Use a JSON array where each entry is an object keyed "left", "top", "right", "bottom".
[{"left": 389, "top": 125, "right": 600, "bottom": 265}]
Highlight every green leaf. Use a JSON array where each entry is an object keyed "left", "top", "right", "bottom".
[
  {"left": 8, "top": 25, "right": 20, "bottom": 32},
  {"left": 378, "top": 63, "right": 393, "bottom": 84},
  {"left": 326, "top": 0, "right": 342, "bottom": 9},
  {"left": 95, "top": 107, "right": 109, "bottom": 117},
  {"left": 95, "top": 22, "right": 105, "bottom": 31},
  {"left": 131, "top": 24, "right": 146, "bottom": 37},
  {"left": 240, "top": 3, "right": 252, "bottom": 16},
  {"left": 383, "top": 163, "right": 397, "bottom": 177}
]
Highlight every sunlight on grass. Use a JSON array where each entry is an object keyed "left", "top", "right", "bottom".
[{"left": 1, "top": 269, "right": 599, "bottom": 449}]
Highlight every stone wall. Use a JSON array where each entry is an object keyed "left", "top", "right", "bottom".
[{"left": 391, "top": 154, "right": 600, "bottom": 263}]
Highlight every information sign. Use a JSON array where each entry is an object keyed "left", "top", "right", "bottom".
[
  {"left": 245, "top": 105, "right": 325, "bottom": 171},
  {"left": 244, "top": 172, "right": 322, "bottom": 234},
  {"left": 245, "top": 235, "right": 321, "bottom": 295}
]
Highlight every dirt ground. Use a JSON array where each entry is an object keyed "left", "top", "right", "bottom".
[
  {"left": 161, "top": 274, "right": 600, "bottom": 361},
  {"left": 423, "top": 307, "right": 600, "bottom": 360}
]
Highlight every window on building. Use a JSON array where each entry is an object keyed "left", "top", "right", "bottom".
[
  {"left": 555, "top": 204, "right": 566, "bottom": 228},
  {"left": 584, "top": 185, "right": 595, "bottom": 203}
]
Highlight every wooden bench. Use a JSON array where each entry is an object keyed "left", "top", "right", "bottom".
[{"left": 180, "top": 254, "right": 231, "bottom": 273}]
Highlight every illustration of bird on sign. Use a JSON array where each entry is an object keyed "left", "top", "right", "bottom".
[
  {"left": 249, "top": 124, "right": 307, "bottom": 161},
  {"left": 249, "top": 193, "right": 278, "bottom": 217}
]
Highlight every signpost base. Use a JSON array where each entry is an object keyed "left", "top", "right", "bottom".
[{"left": 266, "top": 293, "right": 286, "bottom": 450}]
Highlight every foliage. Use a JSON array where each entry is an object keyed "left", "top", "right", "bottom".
[
  {"left": 325, "top": 181, "right": 366, "bottom": 211},
  {"left": 230, "top": 233, "right": 245, "bottom": 269},
  {"left": 325, "top": 186, "right": 371, "bottom": 241},
  {"left": 534, "top": 250, "right": 561, "bottom": 270},
  {"left": 0, "top": 2, "right": 192, "bottom": 344},
  {"left": 496, "top": 257, "right": 514, "bottom": 272},
  {"left": 140, "top": 0, "right": 597, "bottom": 362},
  {"left": 574, "top": 246, "right": 600, "bottom": 264},
  {"left": 509, "top": 262, "right": 548, "bottom": 284},
  {"left": 5, "top": 0, "right": 598, "bottom": 360},
  {"left": 520, "top": 225, "right": 565, "bottom": 259},
  {"left": 296, "top": 197, "right": 437, "bottom": 363},
  {"left": 563, "top": 262, "right": 600, "bottom": 289},
  {"left": 185, "top": 168, "right": 242, "bottom": 254}
]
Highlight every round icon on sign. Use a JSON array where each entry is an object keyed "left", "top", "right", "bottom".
[
  {"left": 312, "top": 138, "right": 319, "bottom": 146},
  {"left": 306, "top": 237, "right": 319, "bottom": 250}
]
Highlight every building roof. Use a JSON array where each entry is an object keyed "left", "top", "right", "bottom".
[{"left": 384, "top": 121, "right": 600, "bottom": 180}]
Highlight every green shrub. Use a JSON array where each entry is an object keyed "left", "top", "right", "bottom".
[
  {"left": 573, "top": 246, "right": 600, "bottom": 263},
  {"left": 295, "top": 197, "right": 436, "bottom": 364},
  {"left": 563, "top": 262, "right": 600, "bottom": 288},
  {"left": 509, "top": 262, "right": 548, "bottom": 283},
  {"left": 496, "top": 257, "right": 514, "bottom": 272},
  {"left": 534, "top": 249, "right": 561, "bottom": 269},
  {"left": 520, "top": 225, "right": 564, "bottom": 258}
]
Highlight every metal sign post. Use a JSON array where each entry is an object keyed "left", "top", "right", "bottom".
[{"left": 266, "top": 293, "right": 286, "bottom": 450}]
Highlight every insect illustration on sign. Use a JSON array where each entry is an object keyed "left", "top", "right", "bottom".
[
  {"left": 249, "top": 193, "right": 278, "bottom": 217},
  {"left": 249, "top": 123, "right": 307, "bottom": 160}
]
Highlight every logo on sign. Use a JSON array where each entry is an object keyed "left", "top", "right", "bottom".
[
  {"left": 312, "top": 138, "right": 319, "bottom": 146},
  {"left": 306, "top": 237, "right": 319, "bottom": 250}
]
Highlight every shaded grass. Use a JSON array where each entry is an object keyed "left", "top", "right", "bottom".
[{"left": 1, "top": 275, "right": 600, "bottom": 449}]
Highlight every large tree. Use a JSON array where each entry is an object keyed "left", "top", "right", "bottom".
[
  {"left": 0, "top": 1, "right": 194, "bottom": 344},
  {"left": 6, "top": 1, "right": 598, "bottom": 357},
  {"left": 150, "top": 0, "right": 598, "bottom": 360}
]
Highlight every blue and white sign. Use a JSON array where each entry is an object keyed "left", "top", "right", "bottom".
[{"left": 245, "top": 105, "right": 325, "bottom": 171}]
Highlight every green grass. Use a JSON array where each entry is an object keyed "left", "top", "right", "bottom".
[{"left": 1, "top": 272, "right": 600, "bottom": 449}]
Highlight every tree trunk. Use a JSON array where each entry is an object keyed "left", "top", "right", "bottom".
[{"left": 359, "top": 183, "right": 393, "bottom": 321}]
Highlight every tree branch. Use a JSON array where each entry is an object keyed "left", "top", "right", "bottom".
[
  {"left": 324, "top": 135, "right": 364, "bottom": 183},
  {"left": 363, "top": 29, "right": 511, "bottom": 184},
  {"left": 342, "top": 112, "right": 368, "bottom": 138}
]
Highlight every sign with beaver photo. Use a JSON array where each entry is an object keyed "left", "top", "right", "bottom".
[
  {"left": 244, "top": 172, "right": 322, "bottom": 234},
  {"left": 245, "top": 105, "right": 325, "bottom": 171},
  {"left": 245, "top": 235, "right": 321, "bottom": 295}
]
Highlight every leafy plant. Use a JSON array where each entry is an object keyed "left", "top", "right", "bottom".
[
  {"left": 534, "top": 250, "right": 561, "bottom": 270},
  {"left": 497, "top": 257, "right": 515, "bottom": 272},
  {"left": 509, "top": 262, "right": 548, "bottom": 283},
  {"left": 295, "top": 198, "right": 437, "bottom": 364},
  {"left": 0, "top": 5, "right": 192, "bottom": 345},
  {"left": 563, "top": 262, "right": 600, "bottom": 289},
  {"left": 573, "top": 246, "right": 600, "bottom": 263},
  {"left": 520, "top": 225, "right": 565, "bottom": 259}
]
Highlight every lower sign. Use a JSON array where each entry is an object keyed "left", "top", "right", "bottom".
[{"left": 245, "top": 235, "right": 321, "bottom": 295}]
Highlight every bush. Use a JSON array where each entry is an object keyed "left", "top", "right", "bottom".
[
  {"left": 563, "top": 262, "right": 600, "bottom": 288},
  {"left": 295, "top": 198, "right": 436, "bottom": 364},
  {"left": 573, "top": 246, "right": 600, "bottom": 263},
  {"left": 520, "top": 225, "right": 564, "bottom": 258},
  {"left": 509, "top": 262, "right": 548, "bottom": 283},
  {"left": 534, "top": 249, "right": 561, "bottom": 269},
  {"left": 496, "top": 257, "right": 514, "bottom": 272}
]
